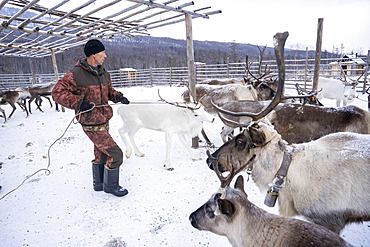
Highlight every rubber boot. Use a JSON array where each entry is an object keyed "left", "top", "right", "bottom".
[
  {"left": 103, "top": 165, "right": 128, "bottom": 197},
  {"left": 92, "top": 162, "right": 104, "bottom": 191}
]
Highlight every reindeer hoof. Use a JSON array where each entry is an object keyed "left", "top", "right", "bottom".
[{"left": 164, "top": 165, "right": 174, "bottom": 171}]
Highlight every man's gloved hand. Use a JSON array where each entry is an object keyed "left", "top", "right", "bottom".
[
  {"left": 118, "top": 94, "right": 130, "bottom": 104},
  {"left": 78, "top": 100, "right": 93, "bottom": 111}
]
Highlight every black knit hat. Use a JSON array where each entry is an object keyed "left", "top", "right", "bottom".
[{"left": 84, "top": 39, "right": 105, "bottom": 57}]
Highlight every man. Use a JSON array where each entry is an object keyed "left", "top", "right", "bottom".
[{"left": 52, "top": 39, "right": 130, "bottom": 197}]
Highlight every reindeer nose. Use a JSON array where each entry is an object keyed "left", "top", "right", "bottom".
[{"left": 206, "top": 157, "right": 214, "bottom": 170}]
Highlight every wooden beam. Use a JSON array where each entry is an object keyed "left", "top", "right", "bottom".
[
  {"left": 50, "top": 48, "right": 65, "bottom": 112},
  {"left": 185, "top": 13, "right": 196, "bottom": 103},
  {"left": 185, "top": 13, "right": 199, "bottom": 148},
  {"left": 312, "top": 18, "right": 323, "bottom": 92}
]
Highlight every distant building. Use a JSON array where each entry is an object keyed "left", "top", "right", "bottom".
[
  {"left": 120, "top": 68, "right": 137, "bottom": 85},
  {"left": 329, "top": 54, "right": 365, "bottom": 76}
]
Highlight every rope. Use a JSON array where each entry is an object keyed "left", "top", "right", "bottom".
[
  {"left": 0, "top": 100, "right": 189, "bottom": 200},
  {"left": 0, "top": 103, "right": 111, "bottom": 200}
]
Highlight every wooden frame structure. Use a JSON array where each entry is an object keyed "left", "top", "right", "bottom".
[{"left": 0, "top": 0, "right": 220, "bottom": 58}]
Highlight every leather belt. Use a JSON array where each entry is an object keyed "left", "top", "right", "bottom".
[{"left": 82, "top": 122, "right": 109, "bottom": 132}]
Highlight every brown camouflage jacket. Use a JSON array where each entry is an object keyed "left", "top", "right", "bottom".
[{"left": 52, "top": 58, "right": 123, "bottom": 126}]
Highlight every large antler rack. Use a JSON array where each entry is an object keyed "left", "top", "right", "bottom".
[
  {"left": 213, "top": 32, "right": 318, "bottom": 122},
  {"left": 157, "top": 89, "right": 201, "bottom": 110}
]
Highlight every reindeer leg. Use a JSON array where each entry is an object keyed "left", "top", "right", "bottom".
[
  {"left": 201, "top": 128, "right": 214, "bottom": 147},
  {"left": 0, "top": 108, "right": 6, "bottom": 123},
  {"left": 35, "top": 96, "right": 44, "bottom": 112},
  {"left": 118, "top": 126, "right": 133, "bottom": 159},
  {"left": 28, "top": 97, "right": 33, "bottom": 114},
  {"left": 8, "top": 103, "right": 16, "bottom": 119},
  {"left": 127, "top": 127, "right": 144, "bottom": 158},
  {"left": 164, "top": 132, "right": 174, "bottom": 171}
]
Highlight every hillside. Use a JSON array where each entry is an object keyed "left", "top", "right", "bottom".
[{"left": 0, "top": 34, "right": 324, "bottom": 75}]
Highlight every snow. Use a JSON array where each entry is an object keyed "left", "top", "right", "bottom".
[{"left": 0, "top": 86, "right": 369, "bottom": 247}]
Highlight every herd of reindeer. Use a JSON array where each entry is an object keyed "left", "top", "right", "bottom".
[
  {"left": 1, "top": 32, "right": 369, "bottom": 246},
  {"left": 0, "top": 82, "right": 57, "bottom": 122},
  {"left": 116, "top": 33, "right": 369, "bottom": 246},
  {"left": 187, "top": 33, "right": 369, "bottom": 247}
]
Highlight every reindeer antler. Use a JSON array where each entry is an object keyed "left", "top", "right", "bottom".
[
  {"left": 212, "top": 32, "right": 318, "bottom": 123},
  {"left": 158, "top": 89, "right": 201, "bottom": 110},
  {"left": 206, "top": 150, "right": 256, "bottom": 188}
]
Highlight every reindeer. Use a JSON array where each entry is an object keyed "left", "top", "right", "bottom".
[
  {"left": 198, "top": 78, "right": 244, "bottom": 85},
  {"left": 181, "top": 82, "right": 277, "bottom": 115},
  {"left": 190, "top": 175, "right": 354, "bottom": 247},
  {"left": 317, "top": 77, "right": 357, "bottom": 107},
  {"left": 215, "top": 100, "right": 370, "bottom": 143},
  {"left": 206, "top": 32, "right": 370, "bottom": 234},
  {"left": 117, "top": 95, "right": 215, "bottom": 171},
  {"left": 28, "top": 82, "right": 59, "bottom": 113},
  {"left": 0, "top": 90, "right": 29, "bottom": 121}
]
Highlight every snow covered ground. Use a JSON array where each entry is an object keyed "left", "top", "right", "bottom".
[{"left": 0, "top": 85, "right": 369, "bottom": 247}]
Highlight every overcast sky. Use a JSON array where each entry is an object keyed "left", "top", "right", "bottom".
[
  {"left": 149, "top": 0, "right": 370, "bottom": 54},
  {"left": 38, "top": 0, "right": 370, "bottom": 55}
]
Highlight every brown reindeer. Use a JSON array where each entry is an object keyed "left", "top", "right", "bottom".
[
  {"left": 190, "top": 175, "right": 354, "bottom": 247},
  {"left": 215, "top": 100, "right": 370, "bottom": 143},
  {"left": 28, "top": 83, "right": 59, "bottom": 113},
  {"left": 0, "top": 90, "right": 29, "bottom": 121},
  {"left": 206, "top": 32, "right": 370, "bottom": 234}
]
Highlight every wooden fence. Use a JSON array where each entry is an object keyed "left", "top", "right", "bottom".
[{"left": 1, "top": 56, "right": 369, "bottom": 93}]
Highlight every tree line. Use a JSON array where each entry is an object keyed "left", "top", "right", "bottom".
[{"left": 0, "top": 35, "right": 324, "bottom": 75}]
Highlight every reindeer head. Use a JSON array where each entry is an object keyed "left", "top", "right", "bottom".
[
  {"left": 207, "top": 31, "right": 314, "bottom": 176},
  {"left": 189, "top": 175, "right": 250, "bottom": 236}
]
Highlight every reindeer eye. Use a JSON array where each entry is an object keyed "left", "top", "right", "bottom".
[
  {"left": 205, "top": 206, "right": 215, "bottom": 218},
  {"left": 235, "top": 138, "right": 246, "bottom": 150}
]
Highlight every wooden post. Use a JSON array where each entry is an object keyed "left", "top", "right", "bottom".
[
  {"left": 29, "top": 58, "right": 36, "bottom": 84},
  {"left": 312, "top": 18, "right": 323, "bottom": 92},
  {"left": 185, "top": 13, "right": 199, "bottom": 148},
  {"left": 362, "top": 50, "right": 369, "bottom": 94},
  {"left": 50, "top": 49, "right": 65, "bottom": 112},
  {"left": 185, "top": 13, "right": 196, "bottom": 102},
  {"left": 305, "top": 47, "right": 308, "bottom": 90}
]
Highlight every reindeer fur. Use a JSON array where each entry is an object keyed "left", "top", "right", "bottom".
[
  {"left": 190, "top": 175, "right": 354, "bottom": 247},
  {"left": 209, "top": 121, "right": 370, "bottom": 233}
]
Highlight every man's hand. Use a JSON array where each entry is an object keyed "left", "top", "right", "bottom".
[
  {"left": 118, "top": 94, "right": 130, "bottom": 104},
  {"left": 78, "top": 100, "right": 93, "bottom": 111}
]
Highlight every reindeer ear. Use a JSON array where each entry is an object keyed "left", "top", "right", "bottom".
[
  {"left": 235, "top": 175, "right": 244, "bottom": 191},
  {"left": 235, "top": 175, "right": 248, "bottom": 198},
  {"left": 217, "top": 199, "right": 235, "bottom": 217}
]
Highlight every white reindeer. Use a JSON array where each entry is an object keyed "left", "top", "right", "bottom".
[
  {"left": 117, "top": 103, "right": 214, "bottom": 170},
  {"left": 317, "top": 77, "right": 356, "bottom": 107}
]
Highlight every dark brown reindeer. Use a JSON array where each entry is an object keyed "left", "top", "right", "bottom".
[
  {"left": 189, "top": 174, "right": 354, "bottom": 247},
  {"left": 28, "top": 83, "right": 59, "bottom": 113},
  {"left": 206, "top": 32, "right": 370, "bottom": 234},
  {"left": 215, "top": 100, "right": 370, "bottom": 144}
]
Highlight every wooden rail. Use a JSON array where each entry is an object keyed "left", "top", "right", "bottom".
[{"left": 0, "top": 56, "right": 368, "bottom": 93}]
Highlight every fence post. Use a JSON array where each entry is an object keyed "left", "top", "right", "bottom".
[
  {"left": 362, "top": 50, "right": 370, "bottom": 94},
  {"left": 50, "top": 48, "right": 65, "bottom": 112},
  {"left": 312, "top": 18, "right": 324, "bottom": 92},
  {"left": 305, "top": 47, "right": 308, "bottom": 90},
  {"left": 227, "top": 57, "right": 230, "bottom": 78}
]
